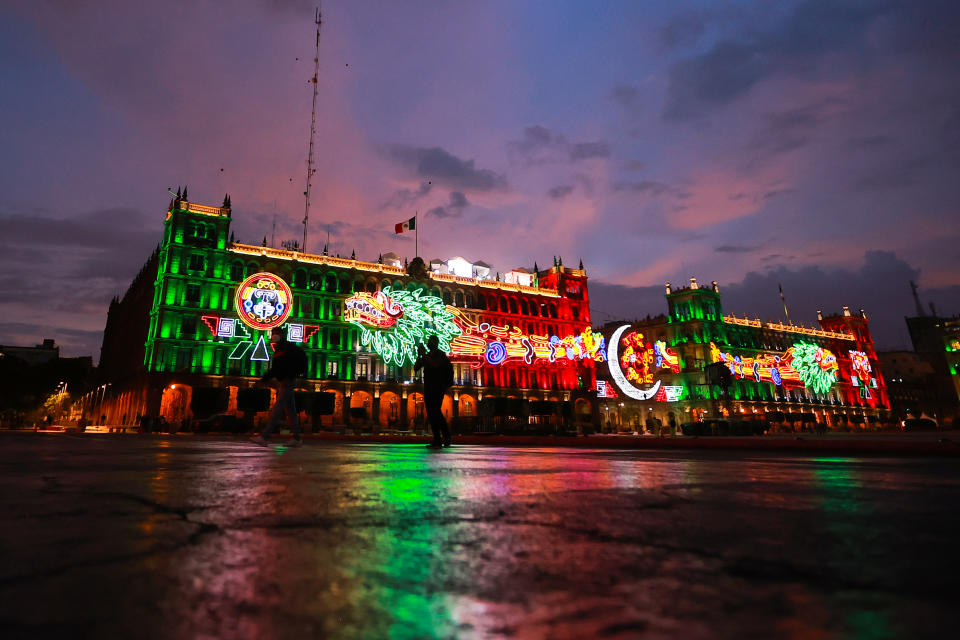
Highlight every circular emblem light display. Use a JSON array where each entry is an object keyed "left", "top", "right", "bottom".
[
  {"left": 235, "top": 272, "right": 293, "bottom": 330},
  {"left": 607, "top": 325, "right": 661, "bottom": 400}
]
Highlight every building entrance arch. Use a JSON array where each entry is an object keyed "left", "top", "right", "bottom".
[
  {"left": 350, "top": 390, "right": 373, "bottom": 425},
  {"left": 160, "top": 384, "right": 191, "bottom": 428},
  {"left": 379, "top": 391, "right": 401, "bottom": 428}
]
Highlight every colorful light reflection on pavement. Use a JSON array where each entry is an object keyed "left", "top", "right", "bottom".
[{"left": 1, "top": 435, "right": 958, "bottom": 639}]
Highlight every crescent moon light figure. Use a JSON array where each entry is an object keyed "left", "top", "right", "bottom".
[{"left": 607, "top": 325, "right": 662, "bottom": 401}]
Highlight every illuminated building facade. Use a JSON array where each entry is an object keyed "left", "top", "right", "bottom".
[
  {"left": 96, "top": 197, "right": 597, "bottom": 429},
  {"left": 595, "top": 279, "right": 891, "bottom": 431}
]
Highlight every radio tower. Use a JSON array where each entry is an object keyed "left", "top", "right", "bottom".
[{"left": 302, "top": 6, "right": 322, "bottom": 254}]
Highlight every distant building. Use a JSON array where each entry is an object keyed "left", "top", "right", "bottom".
[
  {"left": 877, "top": 351, "right": 941, "bottom": 422},
  {"left": 594, "top": 279, "right": 890, "bottom": 431},
  {"left": 0, "top": 338, "right": 60, "bottom": 366}
]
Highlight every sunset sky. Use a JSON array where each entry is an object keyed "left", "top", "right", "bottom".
[{"left": 2, "top": 0, "right": 958, "bottom": 357}]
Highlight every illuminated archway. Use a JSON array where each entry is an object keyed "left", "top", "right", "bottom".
[
  {"left": 441, "top": 394, "right": 453, "bottom": 421},
  {"left": 407, "top": 393, "right": 425, "bottom": 430},
  {"left": 160, "top": 384, "right": 191, "bottom": 426},
  {"left": 349, "top": 390, "right": 372, "bottom": 424},
  {"left": 379, "top": 391, "right": 401, "bottom": 427},
  {"left": 458, "top": 393, "right": 476, "bottom": 417}
]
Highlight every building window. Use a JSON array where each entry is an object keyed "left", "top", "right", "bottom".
[
  {"left": 176, "top": 348, "right": 192, "bottom": 371},
  {"left": 185, "top": 284, "right": 201, "bottom": 304},
  {"left": 180, "top": 316, "right": 196, "bottom": 338},
  {"left": 327, "top": 360, "right": 339, "bottom": 378},
  {"left": 356, "top": 360, "right": 368, "bottom": 379},
  {"left": 188, "top": 254, "right": 205, "bottom": 272},
  {"left": 229, "top": 262, "right": 244, "bottom": 281}
]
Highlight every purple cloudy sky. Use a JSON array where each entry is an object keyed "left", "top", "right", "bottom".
[{"left": 2, "top": 0, "right": 959, "bottom": 358}]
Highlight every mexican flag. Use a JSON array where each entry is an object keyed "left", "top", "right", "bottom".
[{"left": 395, "top": 216, "right": 416, "bottom": 234}]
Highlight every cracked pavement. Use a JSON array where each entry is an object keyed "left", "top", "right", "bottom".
[{"left": 1, "top": 433, "right": 958, "bottom": 639}]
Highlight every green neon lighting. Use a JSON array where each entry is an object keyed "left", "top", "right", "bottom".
[
  {"left": 229, "top": 341, "right": 252, "bottom": 359},
  {"left": 250, "top": 335, "right": 271, "bottom": 361},
  {"left": 346, "top": 286, "right": 461, "bottom": 367},
  {"left": 790, "top": 341, "right": 839, "bottom": 394}
]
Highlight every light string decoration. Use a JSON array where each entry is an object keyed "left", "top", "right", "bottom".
[
  {"left": 448, "top": 309, "right": 605, "bottom": 367},
  {"left": 710, "top": 341, "right": 839, "bottom": 394},
  {"left": 344, "top": 288, "right": 604, "bottom": 368}
]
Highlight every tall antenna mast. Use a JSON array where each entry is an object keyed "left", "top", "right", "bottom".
[{"left": 302, "top": 5, "right": 323, "bottom": 254}]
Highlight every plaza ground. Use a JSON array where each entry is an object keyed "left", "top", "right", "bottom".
[{"left": 1, "top": 433, "right": 958, "bottom": 639}]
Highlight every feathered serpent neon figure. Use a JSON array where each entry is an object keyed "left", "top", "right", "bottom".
[
  {"left": 344, "top": 287, "right": 461, "bottom": 366},
  {"left": 786, "top": 342, "right": 839, "bottom": 394}
]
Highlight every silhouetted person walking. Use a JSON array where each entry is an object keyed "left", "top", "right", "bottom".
[
  {"left": 251, "top": 328, "right": 307, "bottom": 447},
  {"left": 415, "top": 335, "right": 454, "bottom": 448}
]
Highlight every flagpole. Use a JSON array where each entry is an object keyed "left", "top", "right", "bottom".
[
  {"left": 779, "top": 283, "right": 791, "bottom": 325},
  {"left": 415, "top": 210, "right": 418, "bottom": 259}
]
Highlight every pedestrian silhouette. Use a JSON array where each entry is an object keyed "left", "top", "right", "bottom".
[
  {"left": 414, "top": 335, "right": 454, "bottom": 448},
  {"left": 251, "top": 327, "right": 307, "bottom": 447}
]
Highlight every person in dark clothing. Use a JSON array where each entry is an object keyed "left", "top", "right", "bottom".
[
  {"left": 414, "top": 335, "right": 454, "bottom": 448},
  {"left": 251, "top": 327, "right": 307, "bottom": 447}
]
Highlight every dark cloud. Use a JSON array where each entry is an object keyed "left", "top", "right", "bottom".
[
  {"left": 426, "top": 191, "right": 469, "bottom": 219},
  {"left": 748, "top": 102, "right": 836, "bottom": 157},
  {"left": 847, "top": 135, "right": 893, "bottom": 150},
  {"left": 569, "top": 142, "right": 610, "bottom": 161},
  {"left": 381, "top": 181, "right": 433, "bottom": 210},
  {"left": 0, "top": 207, "right": 158, "bottom": 248},
  {"left": 611, "top": 180, "right": 673, "bottom": 196},
  {"left": 715, "top": 244, "right": 762, "bottom": 253},
  {"left": 854, "top": 153, "right": 940, "bottom": 192},
  {"left": 588, "top": 282, "right": 666, "bottom": 325},
  {"left": 547, "top": 185, "right": 574, "bottom": 199},
  {"left": 508, "top": 125, "right": 611, "bottom": 165},
  {"left": 658, "top": 12, "right": 708, "bottom": 49},
  {"left": 663, "top": 0, "right": 960, "bottom": 120},
  {"left": 610, "top": 85, "right": 640, "bottom": 109},
  {"left": 382, "top": 145, "right": 506, "bottom": 190},
  {"left": 591, "top": 251, "right": 960, "bottom": 349},
  {"left": 762, "top": 188, "right": 795, "bottom": 201}
]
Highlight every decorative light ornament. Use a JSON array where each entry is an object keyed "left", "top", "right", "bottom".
[
  {"left": 788, "top": 342, "right": 839, "bottom": 395},
  {"left": 848, "top": 350, "right": 875, "bottom": 399},
  {"left": 235, "top": 272, "right": 293, "bottom": 330},
  {"left": 345, "top": 286, "right": 461, "bottom": 367},
  {"left": 607, "top": 325, "right": 661, "bottom": 400}
]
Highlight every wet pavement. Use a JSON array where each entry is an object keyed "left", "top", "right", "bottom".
[{"left": 1, "top": 433, "right": 958, "bottom": 639}]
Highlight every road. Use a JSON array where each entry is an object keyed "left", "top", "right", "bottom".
[{"left": 1, "top": 433, "right": 958, "bottom": 639}]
